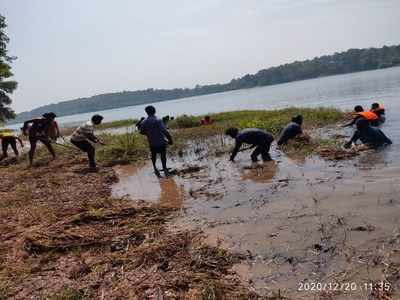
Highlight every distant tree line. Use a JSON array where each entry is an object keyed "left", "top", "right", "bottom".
[{"left": 11, "top": 44, "right": 400, "bottom": 124}]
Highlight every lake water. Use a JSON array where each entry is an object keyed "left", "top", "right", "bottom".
[
  {"left": 109, "top": 66, "right": 400, "bottom": 298},
  {"left": 6, "top": 66, "right": 400, "bottom": 131}
]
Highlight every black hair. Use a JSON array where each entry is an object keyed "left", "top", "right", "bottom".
[
  {"left": 292, "top": 115, "right": 303, "bottom": 125},
  {"left": 225, "top": 127, "right": 239, "bottom": 137},
  {"left": 356, "top": 118, "right": 369, "bottom": 131},
  {"left": 205, "top": 115, "right": 211, "bottom": 120},
  {"left": 43, "top": 112, "right": 57, "bottom": 119},
  {"left": 371, "top": 103, "right": 379, "bottom": 109},
  {"left": 145, "top": 105, "right": 156, "bottom": 116},
  {"left": 354, "top": 105, "right": 364, "bottom": 112},
  {"left": 91, "top": 114, "right": 104, "bottom": 124}
]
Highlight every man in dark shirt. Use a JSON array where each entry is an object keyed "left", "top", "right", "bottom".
[
  {"left": 344, "top": 119, "right": 392, "bottom": 149},
  {"left": 277, "top": 115, "right": 303, "bottom": 146},
  {"left": 22, "top": 112, "right": 57, "bottom": 167},
  {"left": 226, "top": 127, "right": 274, "bottom": 162},
  {"left": 140, "top": 106, "right": 173, "bottom": 177}
]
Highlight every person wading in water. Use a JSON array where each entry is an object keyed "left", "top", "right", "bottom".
[{"left": 139, "top": 105, "right": 173, "bottom": 177}]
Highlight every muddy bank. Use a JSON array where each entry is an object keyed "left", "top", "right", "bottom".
[
  {"left": 0, "top": 155, "right": 268, "bottom": 299},
  {"left": 113, "top": 133, "right": 400, "bottom": 299}
]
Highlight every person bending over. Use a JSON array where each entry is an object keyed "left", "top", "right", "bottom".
[
  {"left": 22, "top": 112, "right": 57, "bottom": 167},
  {"left": 277, "top": 115, "right": 303, "bottom": 146},
  {"left": 70, "top": 114, "right": 105, "bottom": 170},
  {"left": 0, "top": 130, "right": 24, "bottom": 160},
  {"left": 344, "top": 119, "right": 392, "bottom": 149},
  {"left": 226, "top": 127, "right": 274, "bottom": 162},
  {"left": 140, "top": 105, "right": 173, "bottom": 177},
  {"left": 343, "top": 105, "right": 380, "bottom": 127}
]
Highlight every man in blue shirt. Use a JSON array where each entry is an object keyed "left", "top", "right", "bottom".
[
  {"left": 226, "top": 127, "right": 274, "bottom": 162},
  {"left": 140, "top": 106, "right": 173, "bottom": 177}
]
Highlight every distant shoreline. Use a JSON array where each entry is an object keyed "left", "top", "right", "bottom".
[{"left": 9, "top": 44, "right": 400, "bottom": 124}]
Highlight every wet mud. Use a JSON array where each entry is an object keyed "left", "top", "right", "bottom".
[{"left": 113, "top": 132, "right": 400, "bottom": 299}]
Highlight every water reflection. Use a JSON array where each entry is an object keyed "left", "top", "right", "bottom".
[{"left": 241, "top": 160, "right": 277, "bottom": 183}]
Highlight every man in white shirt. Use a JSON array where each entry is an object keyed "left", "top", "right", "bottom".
[{"left": 70, "top": 115, "right": 104, "bottom": 170}]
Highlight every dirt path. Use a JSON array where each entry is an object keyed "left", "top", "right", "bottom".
[{"left": 0, "top": 156, "right": 268, "bottom": 299}]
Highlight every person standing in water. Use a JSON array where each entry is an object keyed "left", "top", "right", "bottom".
[
  {"left": 370, "top": 102, "right": 385, "bottom": 124},
  {"left": 70, "top": 114, "right": 105, "bottom": 171},
  {"left": 22, "top": 112, "right": 58, "bottom": 167},
  {"left": 0, "top": 130, "right": 24, "bottom": 160},
  {"left": 226, "top": 127, "right": 274, "bottom": 162},
  {"left": 140, "top": 105, "right": 173, "bottom": 177}
]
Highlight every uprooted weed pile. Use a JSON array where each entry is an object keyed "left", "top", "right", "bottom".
[{"left": 0, "top": 156, "right": 277, "bottom": 299}]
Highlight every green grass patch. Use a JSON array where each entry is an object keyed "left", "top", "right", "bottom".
[
  {"left": 96, "top": 118, "right": 137, "bottom": 130},
  {"left": 20, "top": 108, "right": 346, "bottom": 164}
]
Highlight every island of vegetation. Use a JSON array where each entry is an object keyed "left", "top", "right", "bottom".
[{"left": 10, "top": 44, "right": 400, "bottom": 124}]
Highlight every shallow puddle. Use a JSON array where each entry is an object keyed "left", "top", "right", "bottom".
[{"left": 112, "top": 134, "right": 400, "bottom": 299}]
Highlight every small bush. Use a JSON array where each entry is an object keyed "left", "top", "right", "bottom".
[{"left": 169, "top": 115, "right": 201, "bottom": 129}]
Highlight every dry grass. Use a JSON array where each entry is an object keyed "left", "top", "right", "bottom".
[{"left": 0, "top": 155, "right": 276, "bottom": 299}]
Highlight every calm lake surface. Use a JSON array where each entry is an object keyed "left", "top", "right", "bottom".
[{"left": 8, "top": 66, "right": 400, "bottom": 130}]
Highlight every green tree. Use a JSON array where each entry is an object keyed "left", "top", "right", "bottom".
[{"left": 0, "top": 15, "right": 17, "bottom": 122}]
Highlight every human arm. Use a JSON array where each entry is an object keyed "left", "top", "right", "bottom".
[
  {"left": 16, "top": 137, "right": 24, "bottom": 148},
  {"left": 160, "top": 121, "right": 173, "bottom": 145},
  {"left": 342, "top": 116, "right": 360, "bottom": 127},
  {"left": 230, "top": 140, "right": 242, "bottom": 161}
]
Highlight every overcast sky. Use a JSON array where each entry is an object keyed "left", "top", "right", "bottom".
[{"left": 2, "top": 0, "right": 400, "bottom": 113}]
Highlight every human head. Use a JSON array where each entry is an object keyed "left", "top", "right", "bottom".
[
  {"left": 371, "top": 103, "right": 379, "bottom": 110},
  {"left": 225, "top": 127, "right": 239, "bottom": 138},
  {"left": 292, "top": 115, "right": 303, "bottom": 125},
  {"left": 145, "top": 105, "right": 156, "bottom": 116},
  {"left": 91, "top": 114, "right": 104, "bottom": 125},
  {"left": 356, "top": 118, "right": 369, "bottom": 131},
  {"left": 354, "top": 105, "right": 364, "bottom": 113},
  {"left": 205, "top": 115, "right": 210, "bottom": 121},
  {"left": 43, "top": 112, "right": 57, "bottom": 120}
]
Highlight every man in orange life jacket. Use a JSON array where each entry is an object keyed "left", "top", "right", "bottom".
[
  {"left": 370, "top": 103, "right": 385, "bottom": 124},
  {"left": 343, "top": 105, "right": 380, "bottom": 127}
]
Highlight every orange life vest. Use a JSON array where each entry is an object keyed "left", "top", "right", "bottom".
[{"left": 357, "top": 111, "right": 378, "bottom": 121}]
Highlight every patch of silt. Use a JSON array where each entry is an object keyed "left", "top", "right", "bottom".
[{"left": 112, "top": 131, "right": 400, "bottom": 299}]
